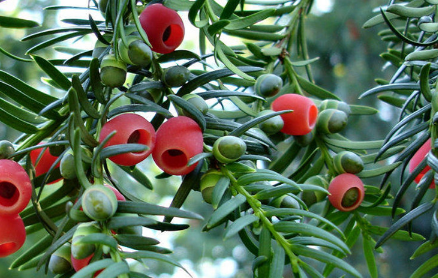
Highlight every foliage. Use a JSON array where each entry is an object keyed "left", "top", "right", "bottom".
[{"left": 1, "top": 0, "right": 438, "bottom": 277}]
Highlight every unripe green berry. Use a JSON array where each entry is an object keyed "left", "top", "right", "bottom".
[
  {"left": 100, "top": 54, "right": 127, "bottom": 88},
  {"left": 318, "top": 99, "right": 351, "bottom": 116},
  {"left": 118, "top": 36, "right": 152, "bottom": 67},
  {"left": 254, "top": 73, "right": 283, "bottom": 97},
  {"left": 333, "top": 151, "right": 364, "bottom": 174},
  {"left": 270, "top": 195, "right": 300, "bottom": 209},
  {"left": 0, "top": 140, "right": 15, "bottom": 159},
  {"left": 316, "top": 109, "right": 348, "bottom": 134},
  {"left": 200, "top": 169, "right": 224, "bottom": 204},
  {"left": 162, "top": 66, "right": 190, "bottom": 87},
  {"left": 257, "top": 110, "right": 284, "bottom": 135},
  {"left": 49, "top": 243, "right": 72, "bottom": 274},
  {"left": 81, "top": 184, "right": 118, "bottom": 221},
  {"left": 213, "top": 136, "right": 247, "bottom": 164},
  {"left": 182, "top": 94, "right": 208, "bottom": 115},
  {"left": 301, "top": 175, "right": 328, "bottom": 207},
  {"left": 60, "top": 150, "right": 75, "bottom": 180},
  {"left": 71, "top": 223, "right": 100, "bottom": 259}
]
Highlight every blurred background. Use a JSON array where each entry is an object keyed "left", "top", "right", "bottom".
[{"left": 0, "top": 0, "right": 433, "bottom": 277}]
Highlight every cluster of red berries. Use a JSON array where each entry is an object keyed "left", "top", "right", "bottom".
[
  {"left": 0, "top": 159, "right": 32, "bottom": 257},
  {"left": 100, "top": 114, "right": 203, "bottom": 175},
  {"left": 252, "top": 73, "right": 365, "bottom": 212}
]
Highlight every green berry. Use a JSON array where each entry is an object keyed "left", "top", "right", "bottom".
[
  {"left": 316, "top": 109, "right": 348, "bottom": 134},
  {"left": 100, "top": 54, "right": 127, "bottom": 88},
  {"left": 255, "top": 73, "right": 283, "bottom": 97},
  {"left": 49, "top": 243, "right": 72, "bottom": 274},
  {"left": 257, "top": 110, "right": 284, "bottom": 135},
  {"left": 162, "top": 66, "right": 190, "bottom": 87},
  {"left": 81, "top": 184, "right": 118, "bottom": 221},
  {"left": 200, "top": 170, "right": 224, "bottom": 204},
  {"left": 0, "top": 140, "right": 15, "bottom": 159},
  {"left": 333, "top": 151, "right": 364, "bottom": 174},
  {"left": 213, "top": 136, "right": 247, "bottom": 164}
]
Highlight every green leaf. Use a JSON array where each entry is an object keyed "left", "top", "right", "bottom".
[
  {"left": 357, "top": 162, "right": 402, "bottom": 178},
  {"left": 177, "top": 66, "right": 262, "bottom": 96},
  {"left": 89, "top": 58, "right": 105, "bottom": 104},
  {"left": 32, "top": 55, "right": 71, "bottom": 91},
  {"left": 205, "top": 194, "right": 246, "bottom": 230},
  {"left": 291, "top": 245, "right": 362, "bottom": 278},
  {"left": 264, "top": 208, "right": 344, "bottom": 236},
  {"left": 95, "top": 261, "right": 130, "bottom": 278},
  {"left": 224, "top": 29, "right": 285, "bottom": 41},
  {"left": 220, "top": 0, "right": 240, "bottom": 19},
  {"left": 123, "top": 251, "right": 189, "bottom": 275},
  {"left": 167, "top": 94, "right": 206, "bottom": 131},
  {"left": 375, "top": 202, "right": 434, "bottom": 248},
  {"left": 188, "top": 0, "right": 208, "bottom": 28},
  {"left": 71, "top": 259, "right": 114, "bottom": 278},
  {"left": 411, "top": 240, "right": 438, "bottom": 259},
  {"left": 22, "top": 27, "right": 91, "bottom": 41},
  {"left": 0, "top": 106, "right": 39, "bottom": 133},
  {"left": 76, "top": 233, "right": 118, "bottom": 251},
  {"left": 269, "top": 241, "right": 285, "bottom": 278},
  {"left": 324, "top": 137, "right": 383, "bottom": 150},
  {"left": 212, "top": 175, "right": 231, "bottom": 209},
  {"left": 118, "top": 165, "right": 153, "bottom": 190},
  {"left": 226, "top": 9, "right": 276, "bottom": 30},
  {"left": 410, "top": 253, "right": 438, "bottom": 278},
  {"left": 10, "top": 234, "right": 53, "bottom": 269},
  {"left": 108, "top": 216, "right": 157, "bottom": 230},
  {"left": 273, "top": 222, "right": 349, "bottom": 254},
  {"left": 0, "top": 70, "right": 58, "bottom": 107},
  {"left": 224, "top": 214, "right": 259, "bottom": 239},
  {"left": 0, "top": 16, "right": 39, "bottom": 28},
  {"left": 229, "top": 110, "right": 291, "bottom": 137},
  {"left": 366, "top": 225, "right": 424, "bottom": 241},
  {"left": 295, "top": 74, "right": 340, "bottom": 100},
  {"left": 362, "top": 235, "right": 378, "bottom": 278},
  {"left": 26, "top": 31, "right": 91, "bottom": 54},
  {"left": 238, "top": 169, "right": 300, "bottom": 190},
  {"left": 100, "top": 144, "right": 149, "bottom": 160},
  {"left": 255, "top": 184, "right": 298, "bottom": 199},
  {"left": 115, "top": 234, "right": 162, "bottom": 251},
  {"left": 360, "top": 83, "right": 421, "bottom": 99},
  {"left": 208, "top": 20, "right": 230, "bottom": 36},
  {"left": 117, "top": 201, "right": 204, "bottom": 220},
  {"left": 0, "top": 94, "right": 46, "bottom": 126},
  {"left": 71, "top": 75, "right": 100, "bottom": 119},
  {"left": 349, "top": 104, "right": 379, "bottom": 115}
]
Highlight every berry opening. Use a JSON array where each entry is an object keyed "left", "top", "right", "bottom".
[
  {"left": 127, "top": 129, "right": 151, "bottom": 155},
  {"left": 341, "top": 187, "right": 360, "bottom": 208},
  {"left": 0, "top": 182, "right": 19, "bottom": 207},
  {"left": 162, "top": 149, "right": 188, "bottom": 168},
  {"left": 162, "top": 24, "right": 184, "bottom": 48}
]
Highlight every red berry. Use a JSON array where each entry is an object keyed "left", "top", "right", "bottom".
[
  {"left": 30, "top": 144, "right": 61, "bottom": 183},
  {"left": 0, "top": 214, "right": 26, "bottom": 257},
  {"left": 104, "top": 184, "right": 126, "bottom": 201},
  {"left": 152, "top": 116, "right": 203, "bottom": 175},
  {"left": 139, "top": 3, "right": 185, "bottom": 54},
  {"left": 99, "top": 114, "right": 156, "bottom": 166},
  {"left": 0, "top": 159, "right": 32, "bottom": 216},
  {"left": 271, "top": 94, "right": 318, "bottom": 136},
  {"left": 71, "top": 253, "right": 102, "bottom": 277},
  {"left": 328, "top": 173, "right": 364, "bottom": 212},
  {"left": 409, "top": 138, "right": 435, "bottom": 188}
]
